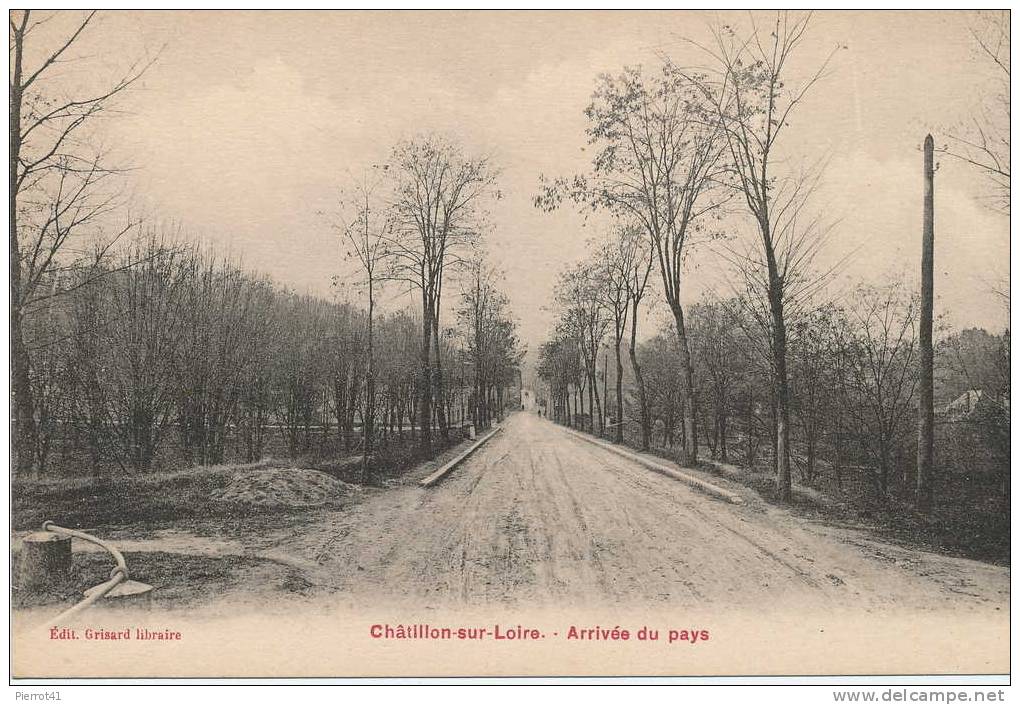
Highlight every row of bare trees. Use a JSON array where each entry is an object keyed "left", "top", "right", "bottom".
[
  {"left": 457, "top": 258, "right": 524, "bottom": 431},
  {"left": 10, "top": 11, "right": 522, "bottom": 479},
  {"left": 18, "top": 179, "right": 522, "bottom": 479},
  {"left": 336, "top": 135, "right": 519, "bottom": 476},
  {"left": 541, "top": 245, "right": 1008, "bottom": 508},
  {"left": 537, "top": 11, "right": 1008, "bottom": 512},
  {"left": 537, "top": 14, "right": 839, "bottom": 500},
  {"left": 21, "top": 232, "right": 487, "bottom": 477},
  {"left": 683, "top": 286, "right": 927, "bottom": 499},
  {"left": 538, "top": 226, "right": 654, "bottom": 446},
  {"left": 10, "top": 10, "right": 150, "bottom": 475}
]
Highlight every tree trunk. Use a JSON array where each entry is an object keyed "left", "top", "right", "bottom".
[
  {"left": 833, "top": 427, "right": 845, "bottom": 492},
  {"left": 770, "top": 302, "right": 792, "bottom": 502},
  {"left": 719, "top": 411, "right": 728, "bottom": 462},
  {"left": 473, "top": 376, "right": 481, "bottom": 430},
  {"left": 746, "top": 391, "right": 756, "bottom": 467},
  {"left": 432, "top": 316, "right": 448, "bottom": 441},
  {"left": 770, "top": 395, "right": 779, "bottom": 476},
  {"left": 602, "top": 351, "right": 608, "bottom": 437},
  {"left": 805, "top": 430, "right": 816, "bottom": 484},
  {"left": 614, "top": 337, "right": 624, "bottom": 444},
  {"left": 9, "top": 28, "right": 37, "bottom": 478},
  {"left": 668, "top": 303, "right": 698, "bottom": 466},
  {"left": 629, "top": 298, "right": 651, "bottom": 451},
  {"left": 10, "top": 306, "right": 36, "bottom": 477},
  {"left": 762, "top": 209, "right": 793, "bottom": 501},
  {"left": 419, "top": 305, "right": 433, "bottom": 453},
  {"left": 878, "top": 446, "right": 890, "bottom": 500},
  {"left": 16, "top": 532, "right": 71, "bottom": 592}
]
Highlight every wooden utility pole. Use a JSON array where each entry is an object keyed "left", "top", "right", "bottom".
[
  {"left": 916, "top": 134, "right": 935, "bottom": 509},
  {"left": 363, "top": 265, "right": 375, "bottom": 483}
]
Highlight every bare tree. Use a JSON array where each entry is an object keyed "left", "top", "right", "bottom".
[
  {"left": 555, "top": 262, "right": 609, "bottom": 435},
  {"left": 595, "top": 225, "right": 646, "bottom": 444},
  {"left": 385, "top": 135, "right": 499, "bottom": 452},
  {"left": 459, "top": 254, "right": 496, "bottom": 430},
  {"left": 595, "top": 236, "right": 629, "bottom": 442},
  {"left": 458, "top": 254, "right": 522, "bottom": 431},
  {"left": 618, "top": 228, "right": 657, "bottom": 453},
  {"left": 235, "top": 278, "right": 280, "bottom": 463},
  {"left": 9, "top": 10, "right": 151, "bottom": 474},
  {"left": 104, "top": 233, "right": 192, "bottom": 472},
  {"left": 941, "top": 10, "right": 1009, "bottom": 213},
  {"left": 839, "top": 283, "right": 920, "bottom": 500},
  {"left": 176, "top": 255, "right": 275, "bottom": 466},
  {"left": 538, "top": 60, "right": 728, "bottom": 465},
  {"left": 689, "top": 11, "right": 839, "bottom": 499},
  {"left": 787, "top": 302, "right": 843, "bottom": 483},
  {"left": 688, "top": 298, "right": 750, "bottom": 463},
  {"left": 635, "top": 328, "right": 686, "bottom": 448},
  {"left": 338, "top": 172, "right": 391, "bottom": 481},
  {"left": 537, "top": 334, "right": 584, "bottom": 427}
]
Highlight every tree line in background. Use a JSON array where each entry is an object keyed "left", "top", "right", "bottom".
[
  {"left": 541, "top": 264, "right": 1008, "bottom": 501},
  {"left": 21, "top": 231, "right": 520, "bottom": 479},
  {"left": 10, "top": 11, "right": 522, "bottom": 480},
  {"left": 537, "top": 11, "right": 1009, "bottom": 535}
]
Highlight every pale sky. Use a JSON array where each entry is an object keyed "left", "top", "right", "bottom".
[{"left": 34, "top": 10, "right": 1010, "bottom": 358}]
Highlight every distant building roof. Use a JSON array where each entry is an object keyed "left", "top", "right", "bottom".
[{"left": 939, "top": 389, "right": 1009, "bottom": 419}]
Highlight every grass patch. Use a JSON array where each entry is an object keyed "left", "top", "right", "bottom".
[
  {"left": 578, "top": 424, "right": 1009, "bottom": 564},
  {"left": 13, "top": 432, "right": 468, "bottom": 531},
  {"left": 11, "top": 459, "right": 349, "bottom": 531},
  {"left": 705, "top": 459, "right": 1010, "bottom": 565}
]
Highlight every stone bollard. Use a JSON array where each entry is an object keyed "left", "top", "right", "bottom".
[
  {"left": 468, "top": 424, "right": 476, "bottom": 439},
  {"left": 16, "top": 532, "right": 72, "bottom": 591}
]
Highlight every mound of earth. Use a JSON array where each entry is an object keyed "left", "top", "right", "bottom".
[{"left": 213, "top": 467, "right": 358, "bottom": 507}]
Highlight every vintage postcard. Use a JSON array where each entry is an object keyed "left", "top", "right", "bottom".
[{"left": 8, "top": 9, "right": 1010, "bottom": 681}]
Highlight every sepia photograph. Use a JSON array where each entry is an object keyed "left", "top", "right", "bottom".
[{"left": 7, "top": 8, "right": 1011, "bottom": 685}]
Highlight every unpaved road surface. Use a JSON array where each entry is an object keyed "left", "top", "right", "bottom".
[{"left": 264, "top": 412, "right": 1009, "bottom": 613}]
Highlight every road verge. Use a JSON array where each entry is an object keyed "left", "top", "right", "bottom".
[
  {"left": 419, "top": 425, "right": 504, "bottom": 488},
  {"left": 560, "top": 426, "right": 744, "bottom": 505}
]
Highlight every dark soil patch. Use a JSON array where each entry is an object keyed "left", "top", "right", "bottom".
[
  {"left": 702, "top": 459, "right": 1010, "bottom": 566},
  {"left": 11, "top": 550, "right": 332, "bottom": 610},
  {"left": 584, "top": 426, "right": 1009, "bottom": 565}
]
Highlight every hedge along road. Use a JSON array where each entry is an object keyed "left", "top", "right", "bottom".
[{"left": 267, "top": 411, "right": 1008, "bottom": 613}]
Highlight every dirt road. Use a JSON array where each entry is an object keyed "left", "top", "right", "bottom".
[{"left": 268, "top": 412, "right": 1009, "bottom": 613}]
